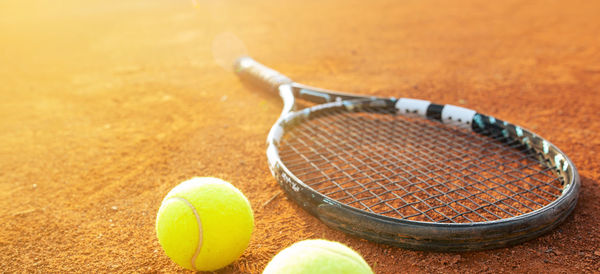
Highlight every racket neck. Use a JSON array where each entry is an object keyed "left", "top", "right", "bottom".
[{"left": 291, "top": 83, "right": 387, "bottom": 104}]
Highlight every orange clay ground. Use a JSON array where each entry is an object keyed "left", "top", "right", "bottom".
[{"left": 1, "top": 0, "right": 600, "bottom": 272}]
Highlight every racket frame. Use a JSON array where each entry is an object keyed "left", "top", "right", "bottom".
[{"left": 235, "top": 57, "right": 580, "bottom": 251}]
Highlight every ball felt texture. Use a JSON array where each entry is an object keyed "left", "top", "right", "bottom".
[
  {"left": 156, "top": 177, "right": 254, "bottom": 271},
  {"left": 263, "top": 239, "right": 373, "bottom": 274}
]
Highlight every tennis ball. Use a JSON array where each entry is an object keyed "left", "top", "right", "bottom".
[
  {"left": 155, "top": 177, "right": 254, "bottom": 271},
  {"left": 263, "top": 239, "right": 373, "bottom": 274}
]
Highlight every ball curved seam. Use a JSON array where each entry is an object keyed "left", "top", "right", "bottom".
[{"left": 171, "top": 196, "right": 203, "bottom": 271}]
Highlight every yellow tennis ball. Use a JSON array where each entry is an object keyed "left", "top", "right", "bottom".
[
  {"left": 155, "top": 177, "right": 254, "bottom": 271},
  {"left": 263, "top": 239, "right": 373, "bottom": 274}
]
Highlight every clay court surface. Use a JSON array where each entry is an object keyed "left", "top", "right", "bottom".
[{"left": 1, "top": 0, "right": 600, "bottom": 272}]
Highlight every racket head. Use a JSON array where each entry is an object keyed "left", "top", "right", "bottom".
[{"left": 265, "top": 92, "right": 579, "bottom": 251}]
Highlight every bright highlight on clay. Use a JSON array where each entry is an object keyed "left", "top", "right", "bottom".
[{"left": 212, "top": 32, "right": 248, "bottom": 72}]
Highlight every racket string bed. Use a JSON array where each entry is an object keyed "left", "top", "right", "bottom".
[{"left": 278, "top": 109, "right": 564, "bottom": 224}]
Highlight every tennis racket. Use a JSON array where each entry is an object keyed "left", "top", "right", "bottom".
[{"left": 234, "top": 57, "right": 580, "bottom": 251}]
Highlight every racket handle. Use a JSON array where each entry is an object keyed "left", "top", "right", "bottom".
[{"left": 234, "top": 57, "right": 292, "bottom": 93}]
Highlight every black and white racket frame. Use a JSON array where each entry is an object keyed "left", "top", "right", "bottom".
[{"left": 235, "top": 57, "right": 580, "bottom": 251}]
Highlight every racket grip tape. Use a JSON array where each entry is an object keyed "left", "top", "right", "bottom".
[{"left": 234, "top": 57, "right": 292, "bottom": 93}]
